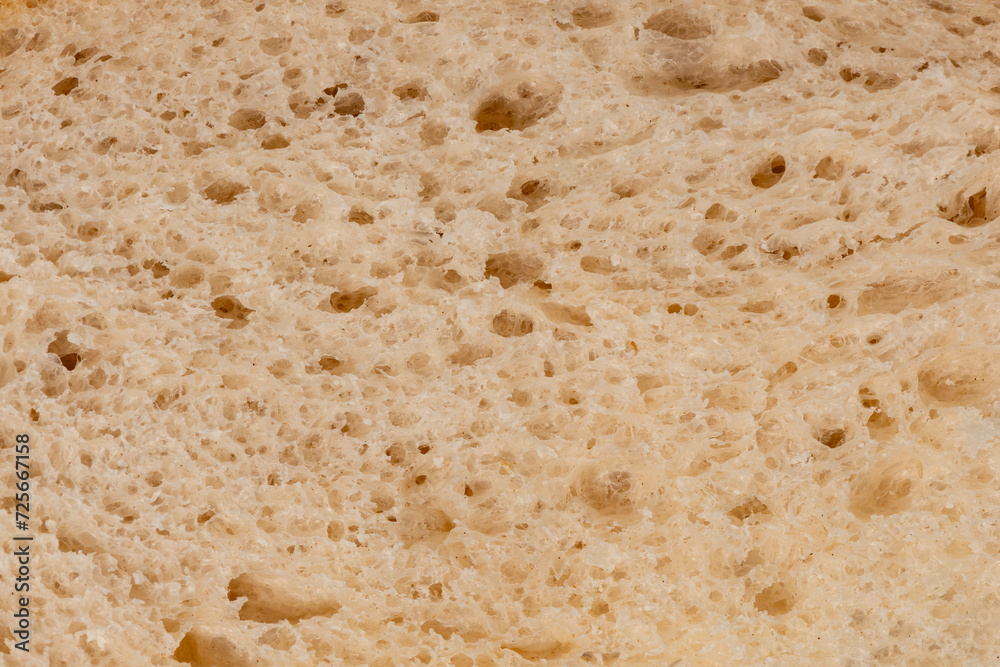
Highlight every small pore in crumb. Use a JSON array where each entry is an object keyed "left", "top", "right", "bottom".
[
  {"left": 260, "top": 36, "right": 292, "bottom": 56},
  {"left": 211, "top": 296, "right": 254, "bottom": 328},
  {"left": 755, "top": 582, "right": 796, "bottom": 615},
  {"left": 807, "top": 48, "right": 828, "bottom": 66},
  {"left": 643, "top": 9, "right": 713, "bottom": 40},
  {"left": 492, "top": 309, "right": 534, "bottom": 337},
  {"left": 261, "top": 134, "right": 290, "bottom": 150},
  {"left": 817, "top": 429, "right": 846, "bottom": 449},
  {"left": 203, "top": 179, "right": 247, "bottom": 204},
  {"left": 751, "top": 156, "right": 786, "bottom": 189},
  {"left": 393, "top": 82, "right": 427, "bottom": 100},
  {"left": 770, "top": 361, "right": 797, "bottom": 383},
  {"left": 949, "top": 189, "right": 989, "bottom": 227},
  {"left": 73, "top": 47, "right": 99, "bottom": 64},
  {"left": 348, "top": 206, "right": 374, "bottom": 225},
  {"left": 52, "top": 77, "right": 79, "bottom": 95},
  {"left": 330, "top": 287, "right": 377, "bottom": 312},
  {"left": 59, "top": 352, "right": 80, "bottom": 371},
  {"left": 579, "top": 469, "right": 633, "bottom": 513},
  {"left": 508, "top": 178, "right": 551, "bottom": 212},
  {"left": 484, "top": 251, "right": 545, "bottom": 288},
  {"left": 849, "top": 456, "right": 923, "bottom": 518},
  {"left": 728, "top": 498, "right": 771, "bottom": 522},
  {"left": 473, "top": 79, "right": 562, "bottom": 132},
  {"left": 405, "top": 10, "right": 439, "bottom": 23},
  {"left": 802, "top": 6, "right": 824, "bottom": 21},
  {"left": 318, "top": 356, "right": 342, "bottom": 373},
  {"left": 47, "top": 331, "right": 82, "bottom": 371},
  {"left": 571, "top": 3, "right": 615, "bottom": 29},
  {"left": 813, "top": 156, "right": 843, "bottom": 180},
  {"left": 0, "top": 29, "right": 27, "bottom": 58},
  {"left": 229, "top": 108, "right": 266, "bottom": 131},
  {"left": 333, "top": 92, "right": 365, "bottom": 116}
]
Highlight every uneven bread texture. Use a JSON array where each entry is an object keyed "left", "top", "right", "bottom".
[{"left": 2, "top": 0, "right": 1000, "bottom": 664}]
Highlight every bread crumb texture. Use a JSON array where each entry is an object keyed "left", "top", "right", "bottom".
[{"left": 2, "top": 0, "right": 1000, "bottom": 664}]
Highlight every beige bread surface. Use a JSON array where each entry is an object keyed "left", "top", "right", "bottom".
[{"left": 2, "top": 0, "right": 1000, "bottom": 664}]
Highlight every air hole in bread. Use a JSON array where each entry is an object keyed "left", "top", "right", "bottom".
[
  {"left": 643, "top": 9, "right": 713, "bottom": 40},
  {"left": 751, "top": 156, "right": 786, "bottom": 188}
]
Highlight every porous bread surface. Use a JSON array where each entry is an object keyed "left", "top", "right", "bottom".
[{"left": 2, "top": 0, "right": 1000, "bottom": 664}]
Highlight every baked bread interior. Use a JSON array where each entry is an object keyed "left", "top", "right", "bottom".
[{"left": 2, "top": 0, "right": 1000, "bottom": 664}]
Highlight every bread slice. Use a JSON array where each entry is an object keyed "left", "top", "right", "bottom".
[{"left": 2, "top": 0, "right": 1000, "bottom": 663}]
